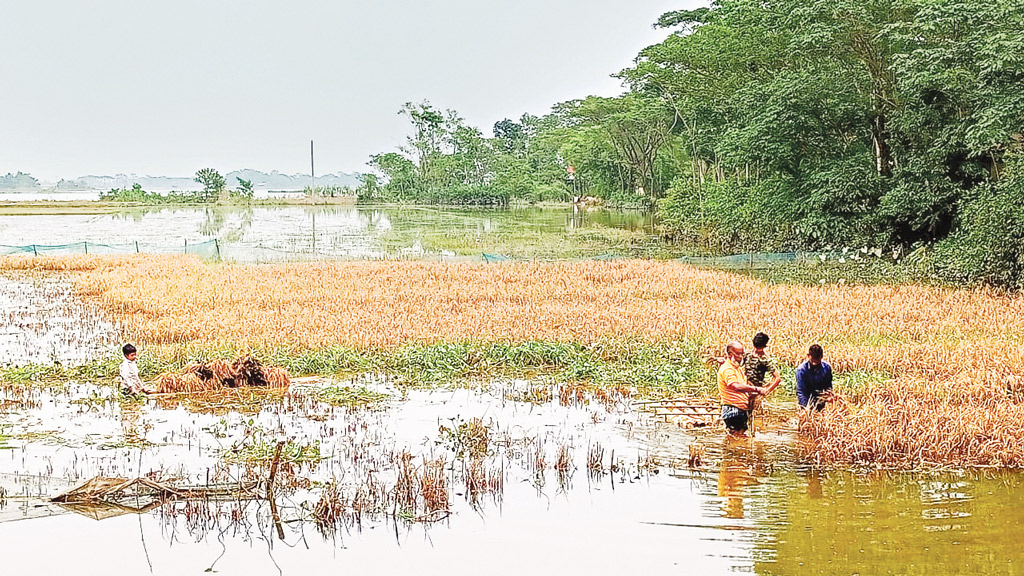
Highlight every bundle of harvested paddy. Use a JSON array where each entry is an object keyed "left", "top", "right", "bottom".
[
  {"left": 155, "top": 372, "right": 209, "bottom": 394},
  {"left": 231, "top": 355, "right": 268, "bottom": 388},
  {"left": 155, "top": 355, "right": 291, "bottom": 393},
  {"left": 205, "top": 359, "right": 237, "bottom": 386}
]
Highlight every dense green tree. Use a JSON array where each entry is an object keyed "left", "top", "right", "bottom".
[
  {"left": 235, "top": 178, "right": 254, "bottom": 198},
  {"left": 493, "top": 119, "right": 526, "bottom": 155},
  {"left": 195, "top": 168, "right": 226, "bottom": 203},
  {"left": 558, "top": 95, "right": 677, "bottom": 198}
]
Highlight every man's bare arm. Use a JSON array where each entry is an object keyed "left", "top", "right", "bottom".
[{"left": 729, "top": 379, "right": 765, "bottom": 395}]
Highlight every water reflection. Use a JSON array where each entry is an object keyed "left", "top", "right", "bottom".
[
  {"left": 718, "top": 440, "right": 762, "bottom": 520},
  {"left": 0, "top": 206, "right": 659, "bottom": 262},
  {"left": 755, "top": 470, "right": 1024, "bottom": 576}
]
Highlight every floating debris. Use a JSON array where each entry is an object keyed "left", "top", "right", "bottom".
[
  {"left": 637, "top": 397, "right": 719, "bottom": 428},
  {"left": 51, "top": 476, "right": 259, "bottom": 516}
]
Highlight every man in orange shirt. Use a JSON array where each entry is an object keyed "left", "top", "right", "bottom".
[{"left": 718, "top": 341, "right": 769, "bottom": 435}]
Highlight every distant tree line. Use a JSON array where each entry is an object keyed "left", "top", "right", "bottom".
[
  {"left": 358, "top": 98, "right": 667, "bottom": 207},
  {"left": 361, "top": 0, "right": 1024, "bottom": 288},
  {"left": 99, "top": 169, "right": 254, "bottom": 203},
  {"left": 0, "top": 172, "right": 40, "bottom": 190}
]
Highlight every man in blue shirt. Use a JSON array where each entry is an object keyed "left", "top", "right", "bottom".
[{"left": 796, "top": 344, "right": 833, "bottom": 410}]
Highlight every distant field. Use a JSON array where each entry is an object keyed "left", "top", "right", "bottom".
[{"left": 0, "top": 201, "right": 122, "bottom": 215}]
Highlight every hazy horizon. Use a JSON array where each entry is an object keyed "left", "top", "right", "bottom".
[{"left": 2, "top": 1, "right": 700, "bottom": 181}]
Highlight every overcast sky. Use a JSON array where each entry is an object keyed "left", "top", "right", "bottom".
[{"left": 1, "top": 1, "right": 702, "bottom": 181}]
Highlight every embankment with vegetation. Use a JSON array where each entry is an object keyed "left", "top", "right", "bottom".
[{"left": 2, "top": 254, "right": 1023, "bottom": 468}]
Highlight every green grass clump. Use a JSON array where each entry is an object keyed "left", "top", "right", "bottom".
[
  {"left": 220, "top": 428, "right": 321, "bottom": 465},
  {"left": 0, "top": 337, "right": 890, "bottom": 403},
  {"left": 438, "top": 417, "right": 490, "bottom": 459},
  {"left": 0, "top": 338, "right": 719, "bottom": 396},
  {"left": 308, "top": 385, "right": 389, "bottom": 407}
]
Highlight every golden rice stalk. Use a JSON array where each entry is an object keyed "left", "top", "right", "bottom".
[
  {"left": 180, "top": 362, "right": 203, "bottom": 377},
  {"left": 261, "top": 366, "right": 291, "bottom": 389},
  {"left": 155, "top": 357, "right": 290, "bottom": 392}
]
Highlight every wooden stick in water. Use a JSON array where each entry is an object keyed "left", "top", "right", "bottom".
[{"left": 267, "top": 440, "right": 286, "bottom": 541}]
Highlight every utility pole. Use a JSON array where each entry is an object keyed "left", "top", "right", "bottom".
[{"left": 311, "top": 140, "right": 317, "bottom": 256}]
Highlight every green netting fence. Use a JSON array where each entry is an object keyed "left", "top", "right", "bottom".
[
  {"left": 676, "top": 252, "right": 815, "bottom": 270},
  {"left": 0, "top": 241, "right": 848, "bottom": 269},
  {"left": 0, "top": 240, "right": 221, "bottom": 259},
  {"left": 481, "top": 251, "right": 822, "bottom": 268}
]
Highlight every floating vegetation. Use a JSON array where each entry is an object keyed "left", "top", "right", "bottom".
[
  {"left": 504, "top": 384, "right": 553, "bottom": 404},
  {"left": 438, "top": 417, "right": 491, "bottom": 459},
  {"left": 558, "top": 382, "right": 633, "bottom": 409},
  {"left": 153, "top": 387, "right": 290, "bottom": 415},
  {"left": 220, "top": 430, "right": 321, "bottom": 466},
  {"left": 13, "top": 430, "right": 67, "bottom": 446},
  {"left": 307, "top": 384, "right": 388, "bottom": 408},
  {"left": 52, "top": 476, "right": 261, "bottom": 521},
  {"left": 70, "top": 390, "right": 128, "bottom": 411}
]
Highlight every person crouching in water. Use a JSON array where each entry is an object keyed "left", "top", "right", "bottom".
[
  {"left": 119, "top": 344, "right": 149, "bottom": 396},
  {"left": 718, "top": 341, "right": 769, "bottom": 435},
  {"left": 796, "top": 344, "right": 833, "bottom": 410}
]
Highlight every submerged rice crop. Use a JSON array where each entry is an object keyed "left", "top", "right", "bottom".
[{"left": 3, "top": 254, "right": 1024, "bottom": 468}]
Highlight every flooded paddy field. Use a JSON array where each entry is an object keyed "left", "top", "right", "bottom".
[
  {"left": 0, "top": 205, "right": 659, "bottom": 262},
  {"left": 0, "top": 271, "right": 118, "bottom": 366},
  {"left": 3, "top": 267, "right": 1024, "bottom": 576},
  {"left": 2, "top": 377, "right": 1023, "bottom": 576}
]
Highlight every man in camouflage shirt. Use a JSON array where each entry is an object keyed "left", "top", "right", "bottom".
[
  {"left": 743, "top": 332, "right": 781, "bottom": 423},
  {"left": 743, "top": 332, "right": 781, "bottom": 391}
]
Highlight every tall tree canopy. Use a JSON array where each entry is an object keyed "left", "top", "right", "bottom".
[{"left": 358, "top": 0, "right": 1024, "bottom": 286}]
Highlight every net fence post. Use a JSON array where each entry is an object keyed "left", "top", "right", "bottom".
[
  {"left": 215, "top": 238, "right": 221, "bottom": 261},
  {"left": 135, "top": 241, "right": 140, "bottom": 253},
  {"left": 32, "top": 245, "right": 38, "bottom": 256},
  {"left": 84, "top": 241, "right": 88, "bottom": 255}
]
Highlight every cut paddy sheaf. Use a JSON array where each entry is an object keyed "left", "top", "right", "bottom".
[{"left": 2, "top": 254, "right": 1024, "bottom": 469}]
